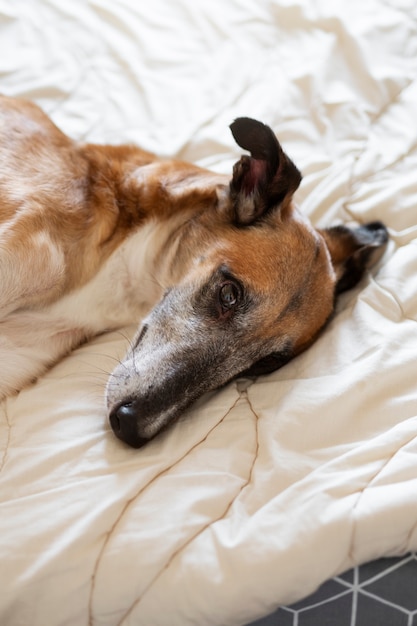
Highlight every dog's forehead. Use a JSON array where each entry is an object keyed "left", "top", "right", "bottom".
[{"left": 214, "top": 212, "right": 325, "bottom": 292}]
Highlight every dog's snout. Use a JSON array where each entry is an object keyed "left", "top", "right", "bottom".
[{"left": 109, "top": 401, "right": 148, "bottom": 448}]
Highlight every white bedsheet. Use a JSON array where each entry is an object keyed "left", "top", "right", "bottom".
[{"left": 1, "top": 1, "right": 417, "bottom": 625}]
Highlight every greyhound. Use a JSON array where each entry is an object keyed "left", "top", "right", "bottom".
[{"left": 0, "top": 95, "right": 388, "bottom": 447}]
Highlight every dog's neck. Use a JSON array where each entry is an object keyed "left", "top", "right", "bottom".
[
  {"left": 39, "top": 143, "right": 228, "bottom": 304},
  {"left": 81, "top": 143, "right": 228, "bottom": 233},
  {"left": 46, "top": 145, "right": 228, "bottom": 325}
]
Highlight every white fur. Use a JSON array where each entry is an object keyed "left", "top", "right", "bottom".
[{"left": 0, "top": 218, "right": 180, "bottom": 398}]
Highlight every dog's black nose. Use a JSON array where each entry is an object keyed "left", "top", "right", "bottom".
[{"left": 109, "top": 402, "right": 148, "bottom": 448}]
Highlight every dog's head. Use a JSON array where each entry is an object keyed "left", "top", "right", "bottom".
[{"left": 106, "top": 118, "right": 388, "bottom": 448}]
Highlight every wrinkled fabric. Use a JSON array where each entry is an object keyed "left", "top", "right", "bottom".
[{"left": 1, "top": 1, "right": 417, "bottom": 625}]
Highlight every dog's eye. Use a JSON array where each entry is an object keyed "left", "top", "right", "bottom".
[{"left": 218, "top": 282, "right": 239, "bottom": 310}]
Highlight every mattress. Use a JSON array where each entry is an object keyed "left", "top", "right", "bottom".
[{"left": 1, "top": 1, "right": 417, "bottom": 625}]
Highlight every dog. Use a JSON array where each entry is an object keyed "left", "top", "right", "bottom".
[{"left": 0, "top": 95, "right": 388, "bottom": 447}]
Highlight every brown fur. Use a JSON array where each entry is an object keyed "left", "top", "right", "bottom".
[{"left": 0, "top": 97, "right": 388, "bottom": 446}]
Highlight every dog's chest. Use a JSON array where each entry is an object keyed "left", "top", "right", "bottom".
[
  {"left": 45, "top": 221, "right": 168, "bottom": 336},
  {"left": 0, "top": 220, "right": 171, "bottom": 397}
]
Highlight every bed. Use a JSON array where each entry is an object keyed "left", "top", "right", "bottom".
[{"left": 1, "top": 1, "right": 417, "bottom": 625}]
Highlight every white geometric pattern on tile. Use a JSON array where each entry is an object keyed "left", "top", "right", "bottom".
[{"left": 247, "top": 553, "right": 417, "bottom": 626}]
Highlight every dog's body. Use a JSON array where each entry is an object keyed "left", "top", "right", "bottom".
[
  {"left": 0, "top": 96, "right": 226, "bottom": 396},
  {"left": 0, "top": 96, "right": 388, "bottom": 447}
]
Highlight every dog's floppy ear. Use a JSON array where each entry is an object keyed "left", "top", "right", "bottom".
[
  {"left": 229, "top": 117, "right": 302, "bottom": 225},
  {"left": 320, "top": 221, "right": 389, "bottom": 294}
]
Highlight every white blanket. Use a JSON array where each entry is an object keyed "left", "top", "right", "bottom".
[{"left": 1, "top": 1, "right": 417, "bottom": 625}]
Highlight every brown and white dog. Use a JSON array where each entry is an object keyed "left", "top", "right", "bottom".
[{"left": 0, "top": 95, "right": 388, "bottom": 447}]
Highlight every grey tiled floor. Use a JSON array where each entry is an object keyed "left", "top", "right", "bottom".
[{"left": 246, "top": 553, "right": 417, "bottom": 626}]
